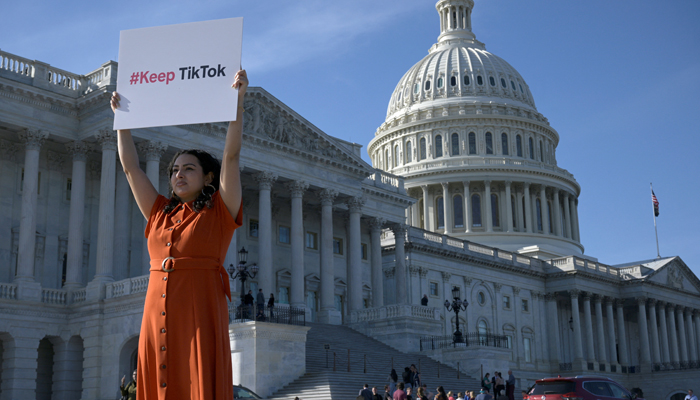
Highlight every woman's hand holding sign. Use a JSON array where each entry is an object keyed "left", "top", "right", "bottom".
[{"left": 219, "top": 68, "right": 247, "bottom": 220}]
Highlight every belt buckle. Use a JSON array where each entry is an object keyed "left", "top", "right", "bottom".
[{"left": 162, "top": 256, "right": 175, "bottom": 272}]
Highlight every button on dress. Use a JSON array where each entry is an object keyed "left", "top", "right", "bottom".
[{"left": 137, "top": 191, "right": 241, "bottom": 400}]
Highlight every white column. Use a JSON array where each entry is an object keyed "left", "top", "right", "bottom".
[
  {"left": 287, "top": 180, "right": 308, "bottom": 308},
  {"left": 393, "top": 224, "right": 408, "bottom": 305},
  {"left": 319, "top": 189, "right": 338, "bottom": 314},
  {"left": 515, "top": 189, "right": 524, "bottom": 231},
  {"left": 462, "top": 181, "right": 471, "bottom": 232},
  {"left": 570, "top": 290, "right": 584, "bottom": 362},
  {"left": 484, "top": 180, "right": 493, "bottom": 232},
  {"left": 582, "top": 294, "right": 596, "bottom": 362},
  {"left": 694, "top": 310, "right": 700, "bottom": 361},
  {"left": 668, "top": 304, "right": 680, "bottom": 364},
  {"left": 411, "top": 195, "right": 420, "bottom": 227},
  {"left": 523, "top": 183, "right": 532, "bottom": 233},
  {"left": 594, "top": 295, "right": 607, "bottom": 364},
  {"left": 553, "top": 188, "right": 562, "bottom": 236},
  {"left": 540, "top": 185, "right": 550, "bottom": 235},
  {"left": 15, "top": 129, "right": 49, "bottom": 287},
  {"left": 563, "top": 192, "right": 573, "bottom": 239},
  {"left": 421, "top": 185, "right": 429, "bottom": 230},
  {"left": 370, "top": 217, "right": 385, "bottom": 308},
  {"left": 441, "top": 182, "right": 452, "bottom": 233},
  {"left": 616, "top": 300, "right": 629, "bottom": 366},
  {"left": 658, "top": 301, "right": 671, "bottom": 363},
  {"left": 572, "top": 198, "right": 581, "bottom": 241},
  {"left": 648, "top": 299, "right": 662, "bottom": 364},
  {"left": 676, "top": 305, "right": 689, "bottom": 363},
  {"left": 637, "top": 296, "right": 652, "bottom": 365},
  {"left": 113, "top": 166, "right": 132, "bottom": 281},
  {"left": 505, "top": 181, "right": 513, "bottom": 233},
  {"left": 64, "top": 141, "right": 89, "bottom": 290},
  {"left": 687, "top": 309, "right": 698, "bottom": 362},
  {"left": 347, "top": 197, "right": 364, "bottom": 311},
  {"left": 255, "top": 172, "right": 277, "bottom": 300},
  {"left": 92, "top": 129, "right": 117, "bottom": 283},
  {"left": 605, "top": 298, "right": 619, "bottom": 366},
  {"left": 545, "top": 293, "right": 561, "bottom": 365},
  {"left": 138, "top": 141, "right": 167, "bottom": 274}
]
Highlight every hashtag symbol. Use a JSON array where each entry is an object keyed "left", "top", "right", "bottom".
[{"left": 130, "top": 72, "right": 139, "bottom": 85}]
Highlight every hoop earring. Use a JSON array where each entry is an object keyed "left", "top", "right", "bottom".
[{"left": 201, "top": 183, "right": 216, "bottom": 197}]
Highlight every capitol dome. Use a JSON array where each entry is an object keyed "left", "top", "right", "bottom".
[{"left": 368, "top": 0, "right": 584, "bottom": 258}]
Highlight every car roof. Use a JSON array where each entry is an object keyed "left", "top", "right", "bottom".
[{"left": 536, "top": 375, "right": 614, "bottom": 382}]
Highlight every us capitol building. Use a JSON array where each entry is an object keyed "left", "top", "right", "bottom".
[{"left": 1, "top": 1, "right": 699, "bottom": 399}]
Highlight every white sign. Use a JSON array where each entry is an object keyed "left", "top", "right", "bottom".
[{"left": 113, "top": 17, "right": 243, "bottom": 130}]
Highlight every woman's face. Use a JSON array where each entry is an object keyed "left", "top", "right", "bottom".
[
  {"left": 171, "top": 154, "right": 213, "bottom": 203},
  {"left": 132, "top": 369, "right": 137, "bottom": 380}
]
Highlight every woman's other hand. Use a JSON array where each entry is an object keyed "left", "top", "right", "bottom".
[
  {"left": 110, "top": 92, "right": 121, "bottom": 113},
  {"left": 231, "top": 69, "right": 248, "bottom": 94}
]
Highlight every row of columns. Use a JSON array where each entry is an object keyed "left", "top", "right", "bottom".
[
  {"left": 438, "top": 3, "right": 470, "bottom": 33},
  {"left": 412, "top": 181, "right": 580, "bottom": 241},
  {"left": 642, "top": 299, "right": 700, "bottom": 366}
]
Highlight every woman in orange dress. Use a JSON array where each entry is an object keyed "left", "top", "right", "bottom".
[{"left": 111, "top": 69, "right": 248, "bottom": 400}]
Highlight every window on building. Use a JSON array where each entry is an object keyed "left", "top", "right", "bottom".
[
  {"left": 468, "top": 132, "right": 476, "bottom": 155},
  {"left": 516, "top": 135, "right": 523, "bottom": 157},
  {"left": 491, "top": 194, "right": 500, "bottom": 228},
  {"left": 450, "top": 76, "right": 456, "bottom": 86},
  {"left": 477, "top": 75, "right": 483, "bottom": 85},
  {"left": 425, "top": 80, "right": 431, "bottom": 91},
  {"left": 489, "top": 76, "right": 496, "bottom": 86},
  {"left": 524, "top": 337, "right": 532, "bottom": 362},
  {"left": 361, "top": 243, "right": 368, "bottom": 260},
  {"left": 394, "top": 145, "right": 399, "bottom": 167},
  {"left": 522, "top": 299, "right": 529, "bottom": 312},
  {"left": 506, "top": 335, "right": 513, "bottom": 349},
  {"left": 477, "top": 320, "right": 488, "bottom": 345},
  {"left": 451, "top": 133, "right": 459, "bottom": 156},
  {"left": 249, "top": 219, "right": 259, "bottom": 238},
  {"left": 453, "top": 195, "right": 464, "bottom": 228},
  {"left": 436, "top": 197, "right": 445, "bottom": 229},
  {"left": 420, "top": 138, "right": 427, "bottom": 160},
  {"left": 305, "top": 232, "right": 318, "bottom": 250},
  {"left": 536, "top": 199, "right": 543, "bottom": 231},
  {"left": 511, "top": 80, "right": 517, "bottom": 91},
  {"left": 485, "top": 132, "right": 493, "bottom": 154},
  {"left": 406, "top": 141, "right": 412, "bottom": 163},
  {"left": 414, "top": 83, "right": 419, "bottom": 94},
  {"left": 503, "top": 295, "right": 511, "bottom": 309},
  {"left": 472, "top": 194, "right": 482, "bottom": 227},
  {"left": 519, "top": 83, "right": 524, "bottom": 93},
  {"left": 464, "top": 75, "right": 470, "bottom": 85},
  {"left": 501, "top": 133, "right": 509, "bottom": 156},
  {"left": 429, "top": 281, "right": 439, "bottom": 297},
  {"left": 435, "top": 135, "right": 443, "bottom": 158},
  {"left": 501, "top": 78, "right": 507, "bottom": 88},
  {"left": 529, "top": 137, "right": 534, "bottom": 160},
  {"left": 333, "top": 237, "right": 344, "bottom": 255},
  {"left": 279, "top": 226, "right": 291, "bottom": 244},
  {"left": 437, "top": 77, "right": 443, "bottom": 88},
  {"left": 65, "top": 178, "right": 72, "bottom": 201}
]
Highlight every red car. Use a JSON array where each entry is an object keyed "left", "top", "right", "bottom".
[{"left": 527, "top": 376, "right": 644, "bottom": 400}]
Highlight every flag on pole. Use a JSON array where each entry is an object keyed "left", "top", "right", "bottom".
[{"left": 651, "top": 190, "right": 659, "bottom": 217}]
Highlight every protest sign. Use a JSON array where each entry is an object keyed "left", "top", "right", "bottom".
[{"left": 113, "top": 17, "right": 243, "bottom": 130}]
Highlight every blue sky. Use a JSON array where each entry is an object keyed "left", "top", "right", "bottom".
[{"left": 4, "top": 0, "right": 700, "bottom": 278}]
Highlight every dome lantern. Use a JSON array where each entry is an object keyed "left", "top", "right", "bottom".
[{"left": 435, "top": 0, "right": 477, "bottom": 45}]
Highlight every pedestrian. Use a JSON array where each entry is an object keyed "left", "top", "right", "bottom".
[
  {"left": 476, "top": 388, "right": 492, "bottom": 400},
  {"left": 448, "top": 390, "right": 455, "bottom": 400},
  {"left": 416, "top": 387, "right": 429, "bottom": 400},
  {"left": 495, "top": 371, "right": 504, "bottom": 396},
  {"left": 244, "top": 289, "right": 254, "bottom": 318},
  {"left": 384, "top": 385, "right": 393, "bottom": 400},
  {"left": 481, "top": 373, "right": 491, "bottom": 392},
  {"left": 411, "top": 364, "right": 421, "bottom": 388},
  {"left": 256, "top": 288, "right": 265, "bottom": 311},
  {"left": 467, "top": 391, "right": 477, "bottom": 400},
  {"left": 402, "top": 367, "right": 413, "bottom": 390},
  {"left": 435, "top": 386, "right": 448, "bottom": 400},
  {"left": 360, "top": 383, "right": 373, "bottom": 400},
  {"left": 373, "top": 387, "right": 384, "bottom": 400},
  {"left": 119, "top": 369, "right": 137, "bottom": 400},
  {"left": 520, "top": 390, "right": 528, "bottom": 399},
  {"left": 388, "top": 368, "right": 398, "bottom": 394},
  {"left": 686, "top": 390, "right": 697, "bottom": 400},
  {"left": 456, "top": 393, "right": 465, "bottom": 400},
  {"left": 421, "top": 294, "right": 429, "bottom": 306},
  {"left": 393, "top": 382, "right": 407, "bottom": 400},
  {"left": 406, "top": 387, "right": 413, "bottom": 400},
  {"left": 109, "top": 69, "right": 248, "bottom": 400},
  {"left": 268, "top": 293, "right": 275, "bottom": 319},
  {"left": 506, "top": 370, "right": 515, "bottom": 400}
]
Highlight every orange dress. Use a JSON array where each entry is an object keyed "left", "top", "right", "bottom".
[{"left": 137, "top": 191, "right": 241, "bottom": 400}]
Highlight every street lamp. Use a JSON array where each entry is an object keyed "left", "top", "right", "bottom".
[
  {"left": 444, "top": 286, "right": 469, "bottom": 344},
  {"left": 227, "top": 247, "right": 258, "bottom": 307}
]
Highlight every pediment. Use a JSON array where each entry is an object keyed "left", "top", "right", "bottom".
[{"left": 644, "top": 257, "right": 700, "bottom": 294}]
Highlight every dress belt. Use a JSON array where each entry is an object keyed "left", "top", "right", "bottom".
[{"left": 149, "top": 257, "right": 231, "bottom": 301}]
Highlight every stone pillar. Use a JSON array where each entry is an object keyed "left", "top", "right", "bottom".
[
  {"left": 694, "top": 311, "right": 700, "bottom": 361},
  {"left": 370, "top": 217, "right": 385, "bottom": 308},
  {"left": 658, "top": 301, "right": 671, "bottom": 364},
  {"left": 1, "top": 334, "right": 42, "bottom": 398},
  {"left": 616, "top": 300, "right": 629, "bottom": 366},
  {"left": 346, "top": 197, "right": 364, "bottom": 312},
  {"left": 545, "top": 293, "right": 561, "bottom": 366},
  {"left": 138, "top": 141, "right": 167, "bottom": 274},
  {"left": 553, "top": 188, "right": 562, "bottom": 236},
  {"left": 523, "top": 183, "right": 532, "bottom": 233},
  {"left": 540, "top": 185, "right": 550, "bottom": 235},
  {"left": 668, "top": 304, "right": 680, "bottom": 364},
  {"left": 605, "top": 298, "right": 619, "bottom": 366},
  {"left": 582, "top": 294, "right": 596, "bottom": 362},
  {"left": 113, "top": 166, "right": 132, "bottom": 281},
  {"left": 421, "top": 185, "right": 429, "bottom": 230},
  {"left": 676, "top": 305, "right": 689, "bottom": 363},
  {"left": 441, "top": 182, "right": 452, "bottom": 233},
  {"left": 484, "top": 180, "right": 493, "bottom": 232},
  {"left": 569, "top": 290, "right": 584, "bottom": 363},
  {"left": 15, "top": 129, "right": 49, "bottom": 299},
  {"left": 462, "top": 181, "right": 471, "bottom": 232},
  {"left": 563, "top": 192, "right": 573, "bottom": 239},
  {"left": 255, "top": 172, "right": 278, "bottom": 301},
  {"left": 594, "top": 295, "right": 607, "bottom": 365},
  {"left": 647, "top": 299, "right": 662, "bottom": 364},
  {"left": 572, "top": 198, "right": 581, "bottom": 241},
  {"left": 411, "top": 195, "right": 420, "bottom": 228},
  {"left": 393, "top": 224, "right": 408, "bottom": 305},
  {"left": 687, "top": 309, "right": 698, "bottom": 362},
  {"left": 287, "top": 180, "right": 308, "bottom": 308},
  {"left": 636, "top": 297, "right": 652, "bottom": 366},
  {"left": 505, "top": 181, "right": 513, "bottom": 232},
  {"left": 64, "top": 141, "right": 89, "bottom": 290},
  {"left": 317, "top": 189, "right": 338, "bottom": 323}
]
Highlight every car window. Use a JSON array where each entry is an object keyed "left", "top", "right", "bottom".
[
  {"left": 233, "top": 387, "right": 262, "bottom": 399},
  {"left": 583, "top": 381, "right": 613, "bottom": 396},
  {"left": 530, "top": 381, "right": 576, "bottom": 395},
  {"left": 608, "top": 383, "right": 629, "bottom": 399}
]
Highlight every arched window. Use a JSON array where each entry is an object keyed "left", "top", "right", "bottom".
[
  {"left": 384, "top": 149, "right": 389, "bottom": 170},
  {"left": 511, "top": 80, "right": 516, "bottom": 91},
  {"left": 406, "top": 141, "right": 412, "bottom": 163},
  {"left": 435, "top": 135, "right": 443, "bottom": 158},
  {"left": 516, "top": 135, "right": 523, "bottom": 157},
  {"left": 528, "top": 137, "right": 534, "bottom": 160},
  {"left": 414, "top": 83, "right": 420, "bottom": 94},
  {"left": 471, "top": 194, "right": 482, "bottom": 227},
  {"left": 547, "top": 200, "right": 553, "bottom": 233},
  {"left": 454, "top": 195, "right": 464, "bottom": 228},
  {"left": 468, "top": 132, "right": 477, "bottom": 154},
  {"left": 420, "top": 138, "right": 427, "bottom": 160},
  {"left": 522, "top": 197, "right": 527, "bottom": 229},
  {"left": 489, "top": 76, "right": 496, "bottom": 86},
  {"left": 478, "top": 320, "right": 489, "bottom": 345},
  {"left": 501, "top": 78, "right": 507, "bottom": 88},
  {"left": 536, "top": 198, "right": 543, "bottom": 231},
  {"left": 491, "top": 194, "right": 500, "bottom": 228},
  {"left": 397, "top": 91, "right": 402, "bottom": 102},
  {"left": 394, "top": 144, "right": 399, "bottom": 167},
  {"left": 464, "top": 75, "right": 470, "bottom": 85},
  {"left": 436, "top": 197, "right": 445, "bottom": 229},
  {"left": 539, "top": 141, "right": 544, "bottom": 162},
  {"left": 511, "top": 195, "right": 517, "bottom": 230},
  {"left": 501, "top": 133, "right": 509, "bottom": 155},
  {"left": 451, "top": 133, "right": 459, "bottom": 155},
  {"left": 450, "top": 76, "right": 456, "bottom": 87},
  {"left": 437, "top": 77, "right": 444, "bottom": 88},
  {"left": 485, "top": 132, "right": 493, "bottom": 154},
  {"left": 477, "top": 75, "right": 483, "bottom": 85},
  {"left": 425, "top": 80, "right": 431, "bottom": 91}
]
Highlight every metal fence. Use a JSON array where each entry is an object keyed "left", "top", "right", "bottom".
[
  {"left": 229, "top": 303, "right": 306, "bottom": 326},
  {"left": 419, "top": 332, "right": 508, "bottom": 351},
  {"left": 653, "top": 360, "right": 700, "bottom": 372}
]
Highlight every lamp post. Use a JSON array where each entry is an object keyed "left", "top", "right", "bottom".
[
  {"left": 444, "top": 286, "right": 469, "bottom": 344},
  {"left": 227, "top": 247, "right": 258, "bottom": 307}
]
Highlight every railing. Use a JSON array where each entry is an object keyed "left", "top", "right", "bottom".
[
  {"left": 391, "top": 157, "right": 575, "bottom": 181},
  {"left": 653, "top": 361, "right": 700, "bottom": 372},
  {"left": 229, "top": 303, "right": 306, "bottom": 327},
  {"left": 349, "top": 304, "right": 441, "bottom": 323},
  {"left": 106, "top": 275, "right": 150, "bottom": 299},
  {"left": 0, "top": 51, "right": 34, "bottom": 77},
  {"left": 0, "top": 283, "right": 17, "bottom": 300},
  {"left": 42, "top": 288, "right": 68, "bottom": 305},
  {"left": 364, "top": 170, "right": 406, "bottom": 194},
  {"left": 547, "top": 255, "right": 621, "bottom": 280},
  {"left": 72, "top": 288, "right": 86, "bottom": 303},
  {"left": 419, "top": 332, "right": 509, "bottom": 351}
]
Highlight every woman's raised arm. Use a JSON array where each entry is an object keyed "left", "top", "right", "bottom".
[
  {"left": 219, "top": 70, "right": 247, "bottom": 219},
  {"left": 111, "top": 92, "right": 159, "bottom": 219}
]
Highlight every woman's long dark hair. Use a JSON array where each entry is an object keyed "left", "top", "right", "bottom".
[
  {"left": 164, "top": 149, "right": 221, "bottom": 213},
  {"left": 390, "top": 369, "right": 398, "bottom": 382}
]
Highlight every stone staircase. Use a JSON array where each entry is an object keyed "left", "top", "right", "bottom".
[{"left": 269, "top": 323, "right": 482, "bottom": 399}]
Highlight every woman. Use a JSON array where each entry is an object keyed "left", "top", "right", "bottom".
[
  {"left": 416, "top": 387, "right": 428, "bottom": 400},
  {"left": 434, "top": 386, "right": 447, "bottom": 400},
  {"left": 110, "top": 69, "right": 248, "bottom": 400},
  {"left": 388, "top": 368, "right": 398, "bottom": 394},
  {"left": 481, "top": 373, "right": 491, "bottom": 393},
  {"left": 119, "top": 369, "right": 137, "bottom": 400},
  {"left": 268, "top": 292, "right": 275, "bottom": 320},
  {"left": 447, "top": 390, "right": 455, "bottom": 400}
]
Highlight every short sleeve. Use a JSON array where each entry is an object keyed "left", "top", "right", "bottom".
[
  {"left": 145, "top": 195, "right": 170, "bottom": 238},
  {"left": 212, "top": 191, "right": 242, "bottom": 231}
]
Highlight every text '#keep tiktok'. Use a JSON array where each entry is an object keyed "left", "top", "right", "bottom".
[{"left": 128, "top": 64, "right": 227, "bottom": 85}]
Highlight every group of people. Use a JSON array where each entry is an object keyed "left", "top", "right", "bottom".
[
  {"left": 481, "top": 370, "right": 515, "bottom": 400},
  {"left": 239, "top": 288, "right": 275, "bottom": 320},
  {"left": 361, "top": 383, "right": 502, "bottom": 400}
]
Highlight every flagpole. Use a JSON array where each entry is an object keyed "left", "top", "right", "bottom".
[{"left": 651, "top": 183, "right": 660, "bottom": 258}]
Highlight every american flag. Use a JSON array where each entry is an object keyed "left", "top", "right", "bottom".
[{"left": 651, "top": 190, "right": 659, "bottom": 217}]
